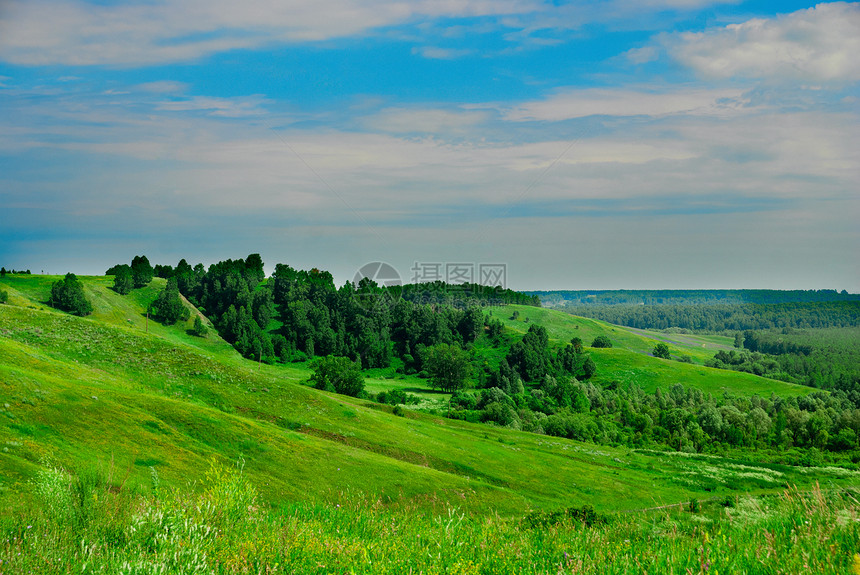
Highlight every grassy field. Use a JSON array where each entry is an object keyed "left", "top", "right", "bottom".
[
  {"left": 2, "top": 461, "right": 858, "bottom": 574},
  {"left": 0, "top": 276, "right": 848, "bottom": 523}
]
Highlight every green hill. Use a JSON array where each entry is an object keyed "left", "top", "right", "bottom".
[
  {"left": 0, "top": 275, "right": 851, "bottom": 519},
  {"left": 489, "top": 304, "right": 810, "bottom": 398}
]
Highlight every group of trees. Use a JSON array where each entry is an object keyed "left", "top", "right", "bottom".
[
  {"left": 557, "top": 302, "right": 860, "bottom": 332},
  {"left": 107, "top": 256, "right": 155, "bottom": 294},
  {"left": 50, "top": 273, "right": 92, "bottom": 316},
  {"left": 0, "top": 267, "right": 31, "bottom": 276},
  {"left": 447, "top": 377, "right": 860, "bottom": 459},
  {"left": 536, "top": 289, "right": 859, "bottom": 307},
  {"left": 709, "top": 327, "right": 860, "bottom": 393},
  {"left": 400, "top": 282, "right": 540, "bottom": 308}
]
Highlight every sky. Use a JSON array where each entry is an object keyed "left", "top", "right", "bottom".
[{"left": 0, "top": 0, "right": 858, "bottom": 291}]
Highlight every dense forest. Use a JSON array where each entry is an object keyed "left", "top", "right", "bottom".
[
  {"left": 706, "top": 328, "right": 860, "bottom": 393},
  {"left": 552, "top": 302, "right": 860, "bottom": 332}
]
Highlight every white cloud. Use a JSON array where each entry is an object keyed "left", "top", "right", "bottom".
[
  {"left": 669, "top": 2, "right": 860, "bottom": 82},
  {"left": 499, "top": 87, "right": 749, "bottom": 121},
  {"left": 0, "top": 0, "right": 537, "bottom": 66},
  {"left": 412, "top": 46, "right": 474, "bottom": 59},
  {"left": 362, "top": 106, "right": 488, "bottom": 134},
  {"left": 156, "top": 95, "right": 270, "bottom": 117}
]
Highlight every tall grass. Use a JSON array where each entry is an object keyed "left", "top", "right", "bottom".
[{"left": 2, "top": 462, "right": 858, "bottom": 574}]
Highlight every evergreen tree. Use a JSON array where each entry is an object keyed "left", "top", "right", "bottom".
[
  {"left": 149, "top": 278, "right": 189, "bottom": 325},
  {"left": 50, "top": 273, "right": 93, "bottom": 316},
  {"left": 112, "top": 265, "right": 133, "bottom": 295},
  {"left": 191, "top": 316, "right": 208, "bottom": 337},
  {"left": 131, "top": 255, "right": 154, "bottom": 288}
]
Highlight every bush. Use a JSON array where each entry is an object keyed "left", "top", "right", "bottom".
[
  {"left": 310, "top": 356, "right": 365, "bottom": 397},
  {"left": 653, "top": 342, "right": 671, "bottom": 359},
  {"left": 0, "top": 289, "right": 7, "bottom": 304},
  {"left": 591, "top": 335, "right": 612, "bottom": 348}
]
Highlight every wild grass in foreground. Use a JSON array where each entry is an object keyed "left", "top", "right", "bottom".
[{"left": 1, "top": 462, "right": 858, "bottom": 574}]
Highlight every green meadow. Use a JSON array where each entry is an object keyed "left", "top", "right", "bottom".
[{"left": 1, "top": 275, "right": 857, "bottom": 572}]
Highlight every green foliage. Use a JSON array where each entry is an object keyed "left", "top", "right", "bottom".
[
  {"left": 310, "top": 355, "right": 365, "bottom": 397},
  {"left": 522, "top": 504, "right": 609, "bottom": 529},
  {"left": 111, "top": 264, "right": 133, "bottom": 295},
  {"left": 591, "top": 335, "right": 612, "bottom": 348},
  {"left": 653, "top": 342, "right": 671, "bottom": 359},
  {"left": 191, "top": 315, "right": 208, "bottom": 337},
  {"left": 423, "top": 343, "right": 470, "bottom": 392},
  {"left": 131, "top": 255, "right": 154, "bottom": 288},
  {"left": 0, "top": 288, "right": 7, "bottom": 304},
  {"left": 50, "top": 272, "right": 93, "bottom": 316},
  {"left": 149, "top": 277, "right": 190, "bottom": 325}
]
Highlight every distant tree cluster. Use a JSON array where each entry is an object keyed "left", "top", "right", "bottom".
[
  {"left": 557, "top": 302, "right": 860, "bottom": 332},
  {"left": 400, "top": 281, "right": 540, "bottom": 308},
  {"left": 535, "top": 289, "right": 859, "bottom": 307},
  {"left": 0, "top": 267, "right": 31, "bottom": 276},
  {"left": 106, "top": 256, "right": 155, "bottom": 290},
  {"left": 708, "top": 328, "right": 860, "bottom": 393},
  {"left": 50, "top": 273, "right": 92, "bottom": 316},
  {"left": 448, "top": 377, "right": 860, "bottom": 459}
]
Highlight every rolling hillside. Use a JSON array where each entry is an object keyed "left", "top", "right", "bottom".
[{"left": 0, "top": 275, "right": 851, "bottom": 519}]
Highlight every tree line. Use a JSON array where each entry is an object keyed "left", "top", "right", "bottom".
[
  {"left": 535, "top": 289, "right": 859, "bottom": 307},
  {"left": 557, "top": 301, "right": 860, "bottom": 332}
]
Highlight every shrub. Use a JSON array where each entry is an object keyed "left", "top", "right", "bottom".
[
  {"left": 310, "top": 356, "right": 365, "bottom": 397},
  {"left": 591, "top": 335, "right": 612, "bottom": 348}
]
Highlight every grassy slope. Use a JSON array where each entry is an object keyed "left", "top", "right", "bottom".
[
  {"left": 491, "top": 304, "right": 810, "bottom": 398},
  {"left": 0, "top": 276, "right": 849, "bottom": 519}
]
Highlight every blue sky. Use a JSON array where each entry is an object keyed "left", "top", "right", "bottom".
[{"left": 1, "top": 0, "right": 858, "bottom": 290}]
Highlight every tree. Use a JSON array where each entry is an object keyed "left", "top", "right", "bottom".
[
  {"left": 423, "top": 343, "right": 470, "bottom": 393},
  {"left": 310, "top": 356, "right": 365, "bottom": 397},
  {"left": 131, "top": 255, "right": 154, "bottom": 288},
  {"left": 112, "top": 265, "right": 133, "bottom": 295},
  {"left": 591, "top": 335, "right": 612, "bottom": 348},
  {"left": 0, "top": 289, "right": 7, "bottom": 304},
  {"left": 733, "top": 332, "right": 744, "bottom": 349},
  {"left": 191, "top": 316, "right": 208, "bottom": 337},
  {"left": 0, "top": 267, "right": 6, "bottom": 277},
  {"left": 149, "top": 278, "right": 190, "bottom": 325},
  {"left": 50, "top": 273, "right": 93, "bottom": 316},
  {"left": 653, "top": 342, "right": 671, "bottom": 359}
]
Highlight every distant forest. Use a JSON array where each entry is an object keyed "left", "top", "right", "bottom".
[
  {"left": 533, "top": 289, "right": 859, "bottom": 307},
  {"left": 530, "top": 290, "right": 859, "bottom": 332}
]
